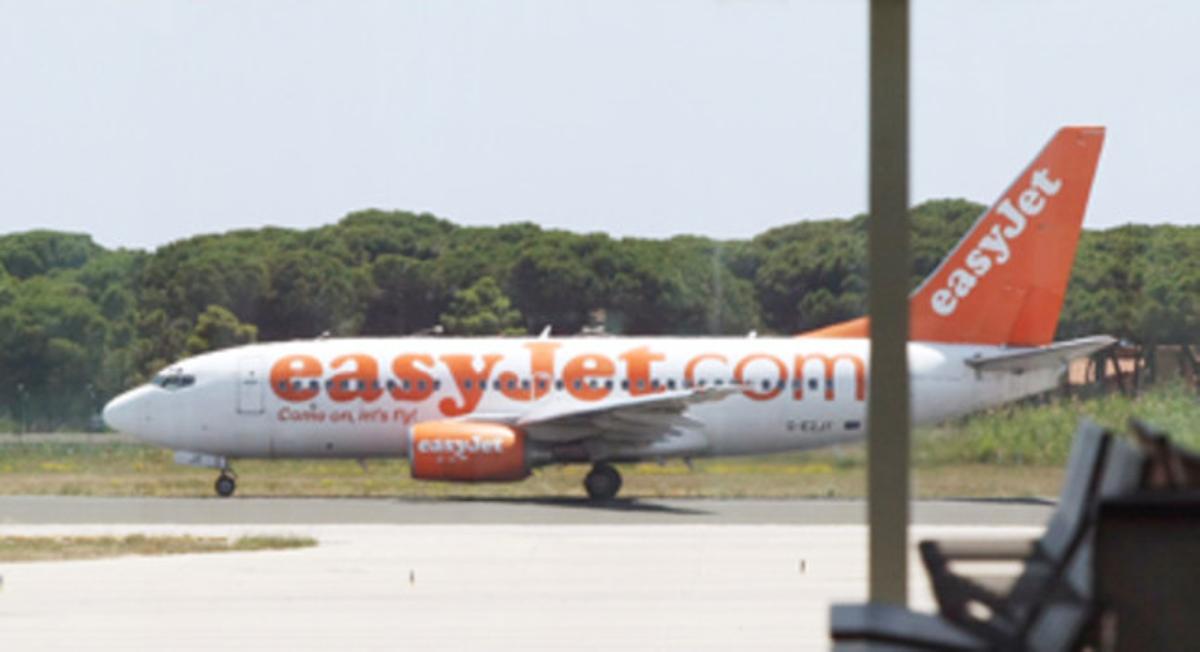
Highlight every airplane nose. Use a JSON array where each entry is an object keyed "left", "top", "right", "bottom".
[{"left": 103, "top": 388, "right": 146, "bottom": 434}]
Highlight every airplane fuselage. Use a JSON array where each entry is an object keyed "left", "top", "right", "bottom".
[{"left": 105, "top": 336, "right": 1060, "bottom": 462}]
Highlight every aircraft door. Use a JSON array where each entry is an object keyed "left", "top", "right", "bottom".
[{"left": 237, "top": 356, "right": 265, "bottom": 415}]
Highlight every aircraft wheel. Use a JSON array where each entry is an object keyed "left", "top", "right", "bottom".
[
  {"left": 214, "top": 473, "right": 236, "bottom": 498},
  {"left": 584, "top": 463, "right": 622, "bottom": 501}
]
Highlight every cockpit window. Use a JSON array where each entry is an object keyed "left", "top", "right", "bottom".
[{"left": 152, "top": 373, "right": 196, "bottom": 390}]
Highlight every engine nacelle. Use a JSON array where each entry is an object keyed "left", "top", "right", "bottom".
[{"left": 409, "top": 421, "right": 530, "bottom": 482}]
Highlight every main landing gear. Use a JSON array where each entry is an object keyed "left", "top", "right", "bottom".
[
  {"left": 214, "top": 468, "right": 237, "bottom": 498},
  {"left": 584, "top": 463, "right": 622, "bottom": 501}
]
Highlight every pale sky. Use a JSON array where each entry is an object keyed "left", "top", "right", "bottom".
[{"left": 0, "top": 1, "right": 1196, "bottom": 250}]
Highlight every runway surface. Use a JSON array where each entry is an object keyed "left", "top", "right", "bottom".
[
  {"left": 0, "top": 495, "right": 1053, "bottom": 525},
  {"left": 0, "top": 522, "right": 1037, "bottom": 651},
  {"left": 0, "top": 497, "right": 1049, "bottom": 650}
]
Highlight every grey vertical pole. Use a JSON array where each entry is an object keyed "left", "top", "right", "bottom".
[{"left": 867, "top": 0, "right": 910, "bottom": 605}]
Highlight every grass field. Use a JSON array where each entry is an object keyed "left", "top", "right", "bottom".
[
  {"left": 1, "top": 384, "right": 1196, "bottom": 499},
  {"left": 0, "top": 534, "right": 316, "bottom": 563}
]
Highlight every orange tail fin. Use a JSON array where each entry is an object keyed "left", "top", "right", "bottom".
[{"left": 804, "top": 126, "right": 1105, "bottom": 346}]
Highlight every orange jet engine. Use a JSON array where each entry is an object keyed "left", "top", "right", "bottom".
[{"left": 409, "top": 421, "right": 530, "bottom": 482}]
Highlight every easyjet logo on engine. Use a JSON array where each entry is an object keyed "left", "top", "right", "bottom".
[
  {"left": 930, "top": 168, "right": 1063, "bottom": 316},
  {"left": 416, "top": 434, "right": 507, "bottom": 461}
]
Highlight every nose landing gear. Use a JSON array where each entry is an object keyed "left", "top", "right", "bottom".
[
  {"left": 214, "top": 469, "right": 237, "bottom": 498},
  {"left": 584, "top": 463, "right": 622, "bottom": 501}
]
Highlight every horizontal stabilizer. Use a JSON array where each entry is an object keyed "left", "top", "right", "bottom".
[{"left": 965, "top": 335, "right": 1115, "bottom": 374}]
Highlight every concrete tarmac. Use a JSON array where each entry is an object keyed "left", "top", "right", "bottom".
[
  {"left": 0, "top": 495, "right": 1052, "bottom": 525},
  {"left": 0, "top": 522, "right": 1037, "bottom": 651},
  {"left": 0, "top": 497, "right": 1049, "bottom": 650}
]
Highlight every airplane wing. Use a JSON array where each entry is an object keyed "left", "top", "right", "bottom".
[
  {"left": 964, "top": 335, "right": 1116, "bottom": 374},
  {"left": 464, "top": 386, "right": 741, "bottom": 445}
]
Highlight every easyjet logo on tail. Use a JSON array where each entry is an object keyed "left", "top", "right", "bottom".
[
  {"left": 802, "top": 125, "right": 1103, "bottom": 347},
  {"left": 931, "top": 168, "right": 1062, "bottom": 317}
]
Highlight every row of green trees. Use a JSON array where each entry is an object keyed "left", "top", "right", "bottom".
[{"left": 2, "top": 199, "right": 1198, "bottom": 429}]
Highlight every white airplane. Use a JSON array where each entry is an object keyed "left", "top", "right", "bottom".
[{"left": 104, "top": 126, "right": 1109, "bottom": 500}]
